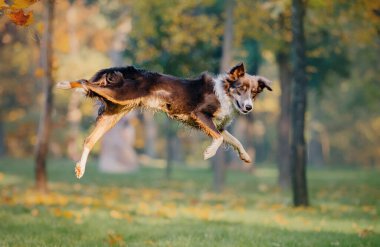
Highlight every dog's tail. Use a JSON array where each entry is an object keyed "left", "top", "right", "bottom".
[{"left": 56, "top": 80, "right": 85, "bottom": 90}]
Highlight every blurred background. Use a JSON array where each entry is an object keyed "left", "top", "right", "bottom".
[
  {"left": 1, "top": 0, "right": 379, "bottom": 180},
  {"left": 0, "top": 0, "right": 379, "bottom": 245}
]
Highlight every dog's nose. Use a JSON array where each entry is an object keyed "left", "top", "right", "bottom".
[{"left": 245, "top": 105, "right": 252, "bottom": 111}]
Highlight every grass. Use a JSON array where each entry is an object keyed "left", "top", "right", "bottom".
[{"left": 0, "top": 157, "right": 379, "bottom": 246}]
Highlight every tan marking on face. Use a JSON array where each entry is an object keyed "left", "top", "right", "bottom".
[{"left": 239, "top": 74, "right": 259, "bottom": 93}]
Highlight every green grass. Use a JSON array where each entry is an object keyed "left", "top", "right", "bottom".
[{"left": 0, "top": 157, "right": 379, "bottom": 246}]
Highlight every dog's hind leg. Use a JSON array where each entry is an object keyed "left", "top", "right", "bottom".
[
  {"left": 221, "top": 130, "right": 252, "bottom": 163},
  {"left": 75, "top": 111, "right": 126, "bottom": 179},
  {"left": 190, "top": 112, "right": 223, "bottom": 160}
]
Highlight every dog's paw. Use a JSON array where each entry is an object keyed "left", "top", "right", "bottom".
[
  {"left": 203, "top": 137, "right": 223, "bottom": 160},
  {"left": 203, "top": 146, "right": 217, "bottom": 160},
  {"left": 239, "top": 151, "right": 252, "bottom": 163},
  {"left": 75, "top": 162, "right": 85, "bottom": 179}
]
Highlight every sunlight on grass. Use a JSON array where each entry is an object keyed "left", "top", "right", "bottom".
[{"left": 0, "top": 158, "right": 379, "bottom": 246}]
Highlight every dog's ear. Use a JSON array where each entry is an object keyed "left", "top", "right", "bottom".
[
  {"left": 228, "top": 63, "right": 245, "bottom": 81},
  {"left": 105, "top": 71, "right": 123, "bottom": 85},
  {"left": 257, "top": 76, "right": 273, "bottom": 91}
]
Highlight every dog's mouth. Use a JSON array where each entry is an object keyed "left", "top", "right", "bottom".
[{"left": 234, "top": 100, "right": 249, "bottom": 114}]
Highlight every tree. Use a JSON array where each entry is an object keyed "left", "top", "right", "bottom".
[
  {"left": 212, "top": 0, "right": 234, "bottom": 193},
  {"left": 35, "top": 0, "right": 55, "bottom": 193},
  {"left": 0, "top": 116, "right": 4, "bottom": 156},
  {"left": 290, "top": 0, "right": 309, "bottom": 206},
  {"left": 276, "top": 11, "right": 292, "bottom": 189},
  {"left": 98, "top": 5, "right": 139, "bottom": 174},
  {"left": 65, "top": 2, "right": 82, "bottom": 160},
  {"left": 235, "top": 0, "right": 293, "bottom": 187},
  {"left": 276, "top": 48, "right": 292, "bottom": 188}
]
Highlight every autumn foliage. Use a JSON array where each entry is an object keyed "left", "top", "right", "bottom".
[{"left": 1, "top": 0, "right": 39, "bottom": 26}]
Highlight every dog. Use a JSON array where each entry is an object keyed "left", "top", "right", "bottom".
[{"left": 57, "top": 63, "right": 272, "bottom": 178}]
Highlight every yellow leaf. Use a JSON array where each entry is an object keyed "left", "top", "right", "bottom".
[
  {"left": 34, "top": 67, "right": 44, "bottom": 78},
  {"left": 62, "top": 210, "right": 73, "bottom": 219},
  {"left": 106, "top": 231, "right": 126, "bottom": 246},
  {"left": 0, "top": 0, "right": 9, "bottom": 9},
  {"left": 11, "top": 0, "right": 39, "bottom": 9},
  {"left": 110, "top": 210, "right": 123, "bottom": 219}
]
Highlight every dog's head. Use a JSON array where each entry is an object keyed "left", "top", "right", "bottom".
[{"left": 225, "top": 63, "right": 272, "bottom": 114}]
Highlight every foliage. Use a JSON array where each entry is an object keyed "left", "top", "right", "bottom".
[
  {"left": 0, "top": 0, "right": 379, "bottom": 167},
  {"left": 127, "top": 0, "right": 223, "bottom": 75},
  {"left": 0, "top": 0, "right": 40, "bottom": 26},
  {"left": 0, "top": 158, "right": 379, "bottom": 246}
]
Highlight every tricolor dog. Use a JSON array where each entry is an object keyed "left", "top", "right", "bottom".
[{"left": 57, "top": 63, "right": 272, "bottom": 178}]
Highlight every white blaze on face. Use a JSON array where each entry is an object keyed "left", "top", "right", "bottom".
[{"left": 242, "top": 99, "right": 253, "bottom": 110}]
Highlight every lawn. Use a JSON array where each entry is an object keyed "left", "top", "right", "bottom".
[{"left": 0, "top": 157, "right": 379, "bottom": 246}]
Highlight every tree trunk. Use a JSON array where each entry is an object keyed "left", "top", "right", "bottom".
[
  {"left": 0, "top": 115, "right": 5, "bottom": 156},
  {"left": 165, "top": 120, "right": 176, "bottom": 179},
  {"left": 143, "top": 111, "right": 156, "bottom": 158},
  {"left": 66, "top": 3, "right": 82, "bottom": 160},
  {"left": 213, "top": 148, "right": 226, "bottom": 193},
  {"left": 213, "top": 0, "right": 234, "bottom": 192},
  {"left": 220, "top": 0, "right": 234, "bottom": 73},
  {"left": 244, "top": 41, "right": 260, "bottom": 172},
  {"left": 290, "top": 0, "right": 309, "bottom": 206},
  {"left": 35, "top": 0, "right": 55, "bottom": 193},
  {"left": 99, "top": 15, "right": 138, "bottom": 174},
  {"left": 308, "top": 92, "right": 330, "bottom": 167},
  {"left": 99, "top": 115, "right": 138, "bottom": 173},
  {"left": 276, "top": 51, "right": 292, "bottom": 188}
]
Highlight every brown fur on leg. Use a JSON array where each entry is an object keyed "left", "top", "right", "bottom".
[
  {"left": 190, "top": 112, "right": 224, "bottom": 160},
  {"left": 75, "top": 110, "right": 127, "bottom": 178},
  {"left": 190, "top": 112, "right": 221, "bottom": 139}
]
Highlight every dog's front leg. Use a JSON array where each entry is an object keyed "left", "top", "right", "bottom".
[
  {"left": 221, "top": 130, "right": 252, "bottom": 163},
  {"left": 75, "top": 111, "right": 126, "bottom": 178},
  {"left": 191, "top": 112, "right": 223, "bottom": 160}
]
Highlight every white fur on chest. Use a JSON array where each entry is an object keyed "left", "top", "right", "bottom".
[{"left": 212, "top": 76, "right": 234, "bottom": 127}]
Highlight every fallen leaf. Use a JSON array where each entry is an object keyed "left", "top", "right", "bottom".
[
  {"left": 358, "top": 227, "right": 375, "bottom": 238},
  {"left": 106, "top": 231, "right": 126, "bottom": 246},
  {"left": 110, "top": 210, "right": 123, "bottom": 219},
  {"left": 31, "top": 208, "right": 39, "bottom": 217}
]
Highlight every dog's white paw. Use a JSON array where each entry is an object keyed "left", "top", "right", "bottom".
[
  {"left": 75, "top": 162, "right": 85, "bottom": 179},
  {"left": 204, "top": 146, "right": 218, "bottom": 160},
  {"left": 239, "top": 151, "right": 252, "bottom": 163},
  {"left": 203, "top": 137, "right": 223, "bottom": 160}
]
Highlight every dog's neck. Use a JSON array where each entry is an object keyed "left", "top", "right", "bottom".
[{"left": 213, "top": 75, "right": 236, "bottom": 125}]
